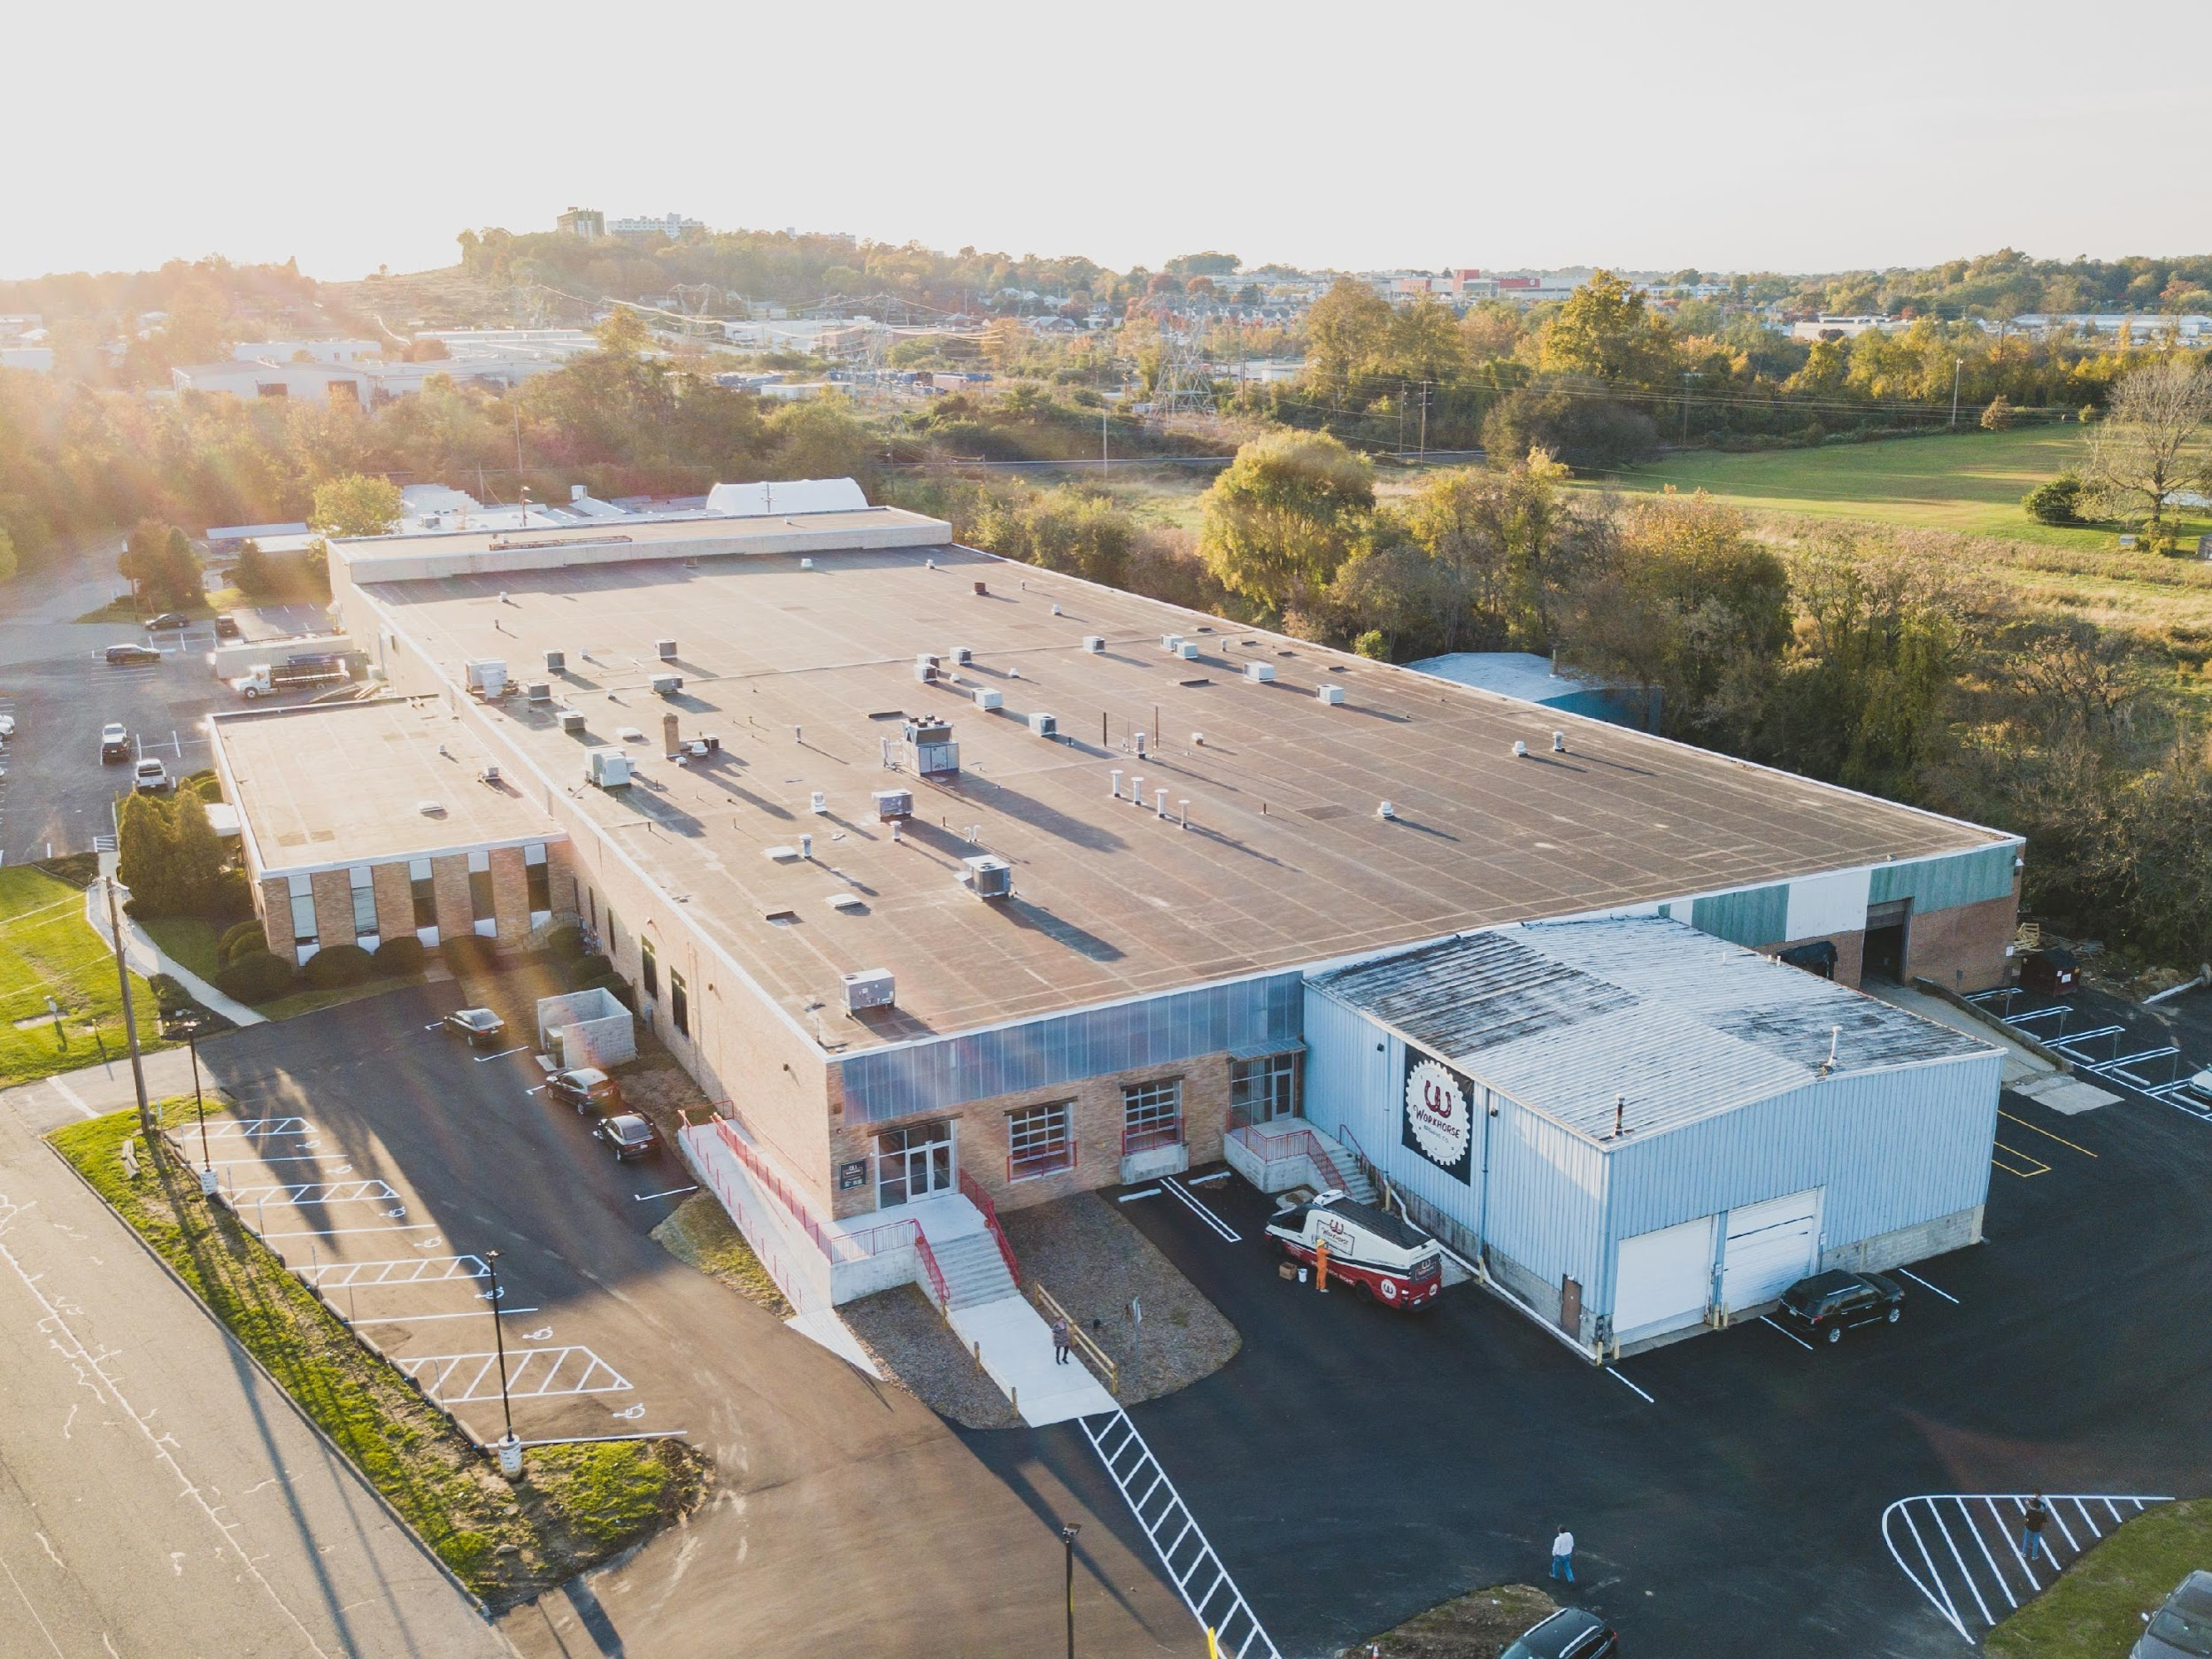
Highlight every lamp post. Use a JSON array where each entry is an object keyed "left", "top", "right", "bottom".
[
  {"left": 1060, "top": 1523, "right": 1081, "bottom": 1659},
  {"left": 96, "top": 848, "right": 153, "bottom": 1145},
  {"left": 484, "top": 1248, "right": 520, "bottom": 1475},
  {"left": 173, "top": 1011, "right": 217, "bottom": 1196}
]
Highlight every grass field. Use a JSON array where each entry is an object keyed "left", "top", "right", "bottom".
[
  {"left": 0, "top": 866, "right": 172, "bottom": 1084},
  {"left": 1599, "top": 426, "right": 2212, "bottom": 553},
  {"left": 1986, "top": 1498, "right": 2208, "bottom": 1658}
]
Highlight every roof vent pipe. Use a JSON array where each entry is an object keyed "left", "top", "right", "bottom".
[
  {"left": 1820, "top": 1025, "right": 1840, "bottom": 1076},
  {"left": 798, "top": 832, "right": 813, "bottom": 860},
  {"left": 1154, "top": 788, "right": 1168, "bottom": 818},
  {"left": 1613, "top": 1093, "right": 1626, "bottom": 1138},
  {"left": 1377, "top": 800, "right": 1396, "bottom": 820},
  {"left": 1134, "top": 730, "right": 1146, "bottom": 758},
  {"left": 1513, "top": 740, "right": 1529, "bottom": 758},
  {"left": 1129, "top": 774, "right": 1144, "bottom": 805},
  {"left": 1109, "top": 768, "right": 1122, "bottom": 799},
  {"left": 1553, "top": 730, "right": 1567, "bottom": 753}
]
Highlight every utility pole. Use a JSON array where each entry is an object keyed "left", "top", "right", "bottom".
[
  {"left": 1950, "top": 359, "right": 1962, "bottom": 428},
  {"left": 1417, "top": 381, "right": 1430, "bottom": 463},
  {"left": 97, "top": 848, "right": 152, "bottom": 1145}
]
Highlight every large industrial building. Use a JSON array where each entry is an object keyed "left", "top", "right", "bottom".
[{"left": 206, "top": 481, "right": 2020, "bottom": 1354}]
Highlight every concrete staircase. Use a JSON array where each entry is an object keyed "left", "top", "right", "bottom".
[
  {"left": 929, "top": 1230, "right": 1018, "bottom": 1311},
  {"left": 1330, "top": 1154, "right": 1379, "bottom": 1208}
]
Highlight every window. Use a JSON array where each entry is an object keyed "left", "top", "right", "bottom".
[
  {"left": 1231, "top": 1053, "right": 1299, "bottom": 1123},
  {"left": 669, "top": 969, "right": 689, "bottom": 1037},
  {"left": 641, "top": 938, "right": 659, "bottom": 1001},
  {"left": 1007, "top": 1101, "right": 1075, "bottom": 1181},
  {"left": 287, "top": 874, "right": 317, "bottom": 950},
  {"left": 1121, "top": 1078, "right": 1183, "bottom": 1153},
  {"left": 410, "top": 858, "right": 436, "bottom": 930},
  {"left": 348, "top": 866, "right": 377, "bottom": 944},
  {"left": 467, "top": 849, "right": 495, "bottom": 937},
  {"left": 524, "top": 843, "right": 551, "bottom": 916}
]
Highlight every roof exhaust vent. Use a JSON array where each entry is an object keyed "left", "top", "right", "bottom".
[
  {"left": 973, "top": 580, "right": 988, "bottom": 597},
  {"left": 1081, "top": 635, "right": 1105, "bottom": 653},
  {"left": 657, "top": 639, "right": 677, "bottom": 661},
  {"left": 1176, "top": 641, "right": 1198, "bottom": 660},
  {"left": 800, "top": 556, "right": 814, "bottom": 569},
  {"left": 949, "top": 645, "right": 973, "bottom": 666},
  {"left": 1377, "top": 800, "right": 1396, "bottom": 820},
  {"left": 480, "top": 765, "right": 500, "bottom": 785},
  {"left": 526, "top": 682, "right": 551, "bottom": 703},
  {"left": 841, "top": 968, "right": 896, "bottom": 1014},
  {"left": 810, "top": 791, "right": 829, "bottom": 814},
  {"left": 1316, "top": 684, "right": 1345, "bottom": 705},
  {"left": 559, "top": 710, "right": 587, "bottom": 734},
  {"left": 1051, "top": 602, "right": 1063, "bottom": 616},
  {"left": 914, "top": 652, "right": 940, "bottom": 683},
  {"left": 1513, "top": 740, "right": 1529, "bottom": 758},
  {"left": 1133, "top": 730, "right": 1147, "bottom": 758},
  {"left": 1160, "top": 634, "right": 1183, "bottom": 652},
  {"left": 1109, "top": 768, "right": 1123, "bottom": 799},
  {"left": 1553, "top": 730, "right": 1567, "bottom": 753}
]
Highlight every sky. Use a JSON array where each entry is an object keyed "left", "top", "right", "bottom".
[{"left": 7, "top": 0, "right": 2208, "bottom": 283}]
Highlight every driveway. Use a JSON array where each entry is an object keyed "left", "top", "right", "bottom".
[
  {"left": 1106, "top": 1074, "right": 2212, "bottom": 1658},
  {"left": 191, "top": 985, "right": 1195, "bottom": 1658}
]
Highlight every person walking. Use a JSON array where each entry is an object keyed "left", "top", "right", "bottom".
[
  {"left": 2022, "top": 1494, "right": 2049, "bottom": 1563},
  {"left": 1549, "top": 1525, "right": 1576, "bottom": 1584},
  {"left": 1050, "top": 1314, "right": 1071, "bottom": 1366}
]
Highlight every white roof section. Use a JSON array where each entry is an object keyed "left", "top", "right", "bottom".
[
  {"left": 705, "top": 477, "right": 870, "bottom": 518},
  {"left": 1314, "top": 915, "right": 1993, "bottom": 1144},
  {"left": 1406, "top": 652, "right": 1621, "bottom": 704}
]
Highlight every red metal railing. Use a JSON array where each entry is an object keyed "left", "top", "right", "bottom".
[
  {"left": 960, "top": 1169, "right": 1021, "bottom": 1284},
  {"left": 1225, "top": 1107, "right": 1355, "bottom": 1195},
  {"left": 1007, "top": 1139, "right": 1078, "bottom": 1184},
  {"left": 1121, "top": 1117, "right": 1184, "bottom": 1155}
]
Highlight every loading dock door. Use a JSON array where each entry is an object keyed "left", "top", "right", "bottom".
[
  {"left": 1720, "top": 1189, "right": 1822, "bottom": 1314},
  {"left": 1613, "top": 1216, "right": 1714, "bottom": 1342}
]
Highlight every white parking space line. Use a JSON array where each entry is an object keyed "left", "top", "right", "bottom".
[
  {"left": 474, "top": 1045, "right": 528, "bottom": 1063},
  {"left": 349, "top": 1308, "right": 542, "bottom": 1326},
  {"left": 227, "top": 1179, "right": 398, "bottom": 1207},
  {"left": 296, "top": 1254, "right": 489, "bottom": 1288},
  {"left": 397, "top": 1346, "right": 633, "bottom": 1405},
  {"left": 204, "top": 1118, "right": 313, "bottom": 1138},
  {"left": 1603, "top": 1368, "right": 1654, "bottom": 1404},
  {"left": 1896, "top": 1268, "right": 1960, "bottom": 1305},
  {"left": 1883, "top": 1493, "right": 2168, "bottom": 1642},
  {"left": 1160, "top": 1176, "right": 1240, "bottom": 1242},
  {"left": 262, "top": 1223, "right": 441, "bottom": 1240},
  {"left": 1758, "top": 1314, "right": 1816, "bottom": 1352}
]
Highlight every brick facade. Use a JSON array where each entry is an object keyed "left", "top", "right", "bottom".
[
  {"left": 1774, "top": 929, "right": 1867, "bottom": 989},
  {"left": 1906, "top": 889, "right": 2019, "bottom": 994},
  {"left": 372, "top": 862, "right": 415, "bottom": 943}
]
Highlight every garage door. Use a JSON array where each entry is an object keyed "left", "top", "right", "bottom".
[
  {"left": 1719, "top": 1189, "right": 1822, "bottom": 1313},
  {"left": 1613, "top": 1216, "right": 1714, "bottom": 1340}
]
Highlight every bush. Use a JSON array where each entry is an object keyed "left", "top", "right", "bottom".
[
  {"left": 1482, "top": 377, "right": 1657, "bottom": 469},
  {"left": 219, "top": 920, "right": 268, "bottom": 964},
  {"left": 541, "top": 922, "right": 588, "bottom": 965},
  {"left": 216, "top": 949, "right": 297, "bottom": 1004},
  {"left": 441, "top": 934, "right": 500, "bottom": 978},
  {"left": 148, "top": 972, "right": 188, "bottom": 1009},
  {"left": 566, "top": 952, "right": 613, "bottom": 989},
  {"left": 373, "top": 936, "right": 426, "bottom": 975},
  {"left": 1980, "top": 394, "right": 2016, "bottom": 431},
  {"left": 1353, "top": 629, "right": 1390, "bottom": 661},
  {"left": 302, "top": 943, "right": 373, "bottom": 989},
  {"left": 2025, "top": 473, "right": 2085, "bottom": 526}
]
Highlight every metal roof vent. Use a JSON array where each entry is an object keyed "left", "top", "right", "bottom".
[
  {"left": 1513, "top": 740, "right": 1529, "bottom": 758},
  {"left": 961, "top": 854, "right": 1013, "bottom": 899},
  {"left": 526, "top": 682, "right": 551, "bottom": 703},
  {"left": 842, "top": 968, "right": 896, "bottom": 1014},
  {"left": 657, "top": 639, "right": 678, "bottom": 660},
  {"left": 417, "top": 799, "right": 444, "bottom": 816},
  {"left": 1244, "top": 661, "right": 1276, "bottom": 683},
  {"left": 1051, "top": 602, "right": 1063, "bottom": 616},
  {"left": 1553, "top": 730, "right": 1567, "bottom": 752},
  {"left": 480, "top": 765, "right": 500, "bottom": 785},
  {"left": 1029, "top": 711, "right": 1058, "bottom": 738},
  {"left": 1316, "top": 684, "right": 1345, "bottom": 705},
  {"left": 1082, "top": 635, "right": 1105, "bottom": 653},
  {"left": 1377, "top": 800, "right": 1396, "bottom": 820},
  {"left": 914, "top": 652, "right": 940, "bottom": 683},
  {"left": 1176, "top": 641, "right": 1198, "bottom": 660},
  {"left": 949, "top": 645, "right": 973, "bottom": 665}
]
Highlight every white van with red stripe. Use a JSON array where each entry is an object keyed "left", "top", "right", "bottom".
[{"left": 1265, "top": 1191, "right": 1445, "bottom": 1309}]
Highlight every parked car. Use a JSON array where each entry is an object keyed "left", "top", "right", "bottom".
[
  {"left": 442, "top": 1007, "right": 506, "bottom": 1047},
  {"left": 0, "top": 712, "right": 15, "bottom": 739},
  {"left": 2182, "top": 1067, "right": 2212, "bottom": 1107},
  {"left": 100, "top": 721, "right": 131, "bottom": 762},
  {"left": 148, "top": 612, "right": 189, "bottom": 630},
  {"left": 547, "top": 1067, "right": 623, "bottom": 1114},
  {"left": 132, "top": 757, "right": 173, "bottom": 793},
  {"left": 104, "top": 643, "right": 161, "bottom": 666},
  {"left": 2134, "top": 1570, "right": 2212, "bottom": 1659},
  {"left": 1264, "top": 1190, "right": 1445, "bottom": 1310},
  {"left": 593, "top": 1114, "right": 659, "bottom": 1161},
  {"left": 213, "top": 613, "right": 243, "bottom": 639},
  {"left": 1776, "top": 1269, "right": 1904, "bottom": 1344},
  {"left": 2019, "top": 948, "right": 2079, "bottom": 995},
  {"left": 1503, "top": 1609, "right": 1619, "bottom": 1659}
]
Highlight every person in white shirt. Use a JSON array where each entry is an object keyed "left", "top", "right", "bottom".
[{"left": 1549, "top": 1525, "right": 1576, "bottom": 1584}]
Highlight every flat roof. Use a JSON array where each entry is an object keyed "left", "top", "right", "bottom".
[
  {"left": 213, "top": 699, "right": 561, "bottom": 875},
  {"left": 1313, "top": 917, "right": 1994, "bottom": 1143},
  {"left": 1406, "top": 652, "right": 1624, "bottom": 705},
  {"left": 328, "top": 505, "right": 948, "bottom": 571},
  {"left": 344, "top": 542, "right": 2008, "bottom": 1049}
]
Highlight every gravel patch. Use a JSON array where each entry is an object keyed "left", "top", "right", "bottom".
[
  {"left": 838, "top": 1285, "right": 1018, "bottom": 1430},
  {"left": 1001, "top": 1189, "right": 1239, "bottom": 1403}
]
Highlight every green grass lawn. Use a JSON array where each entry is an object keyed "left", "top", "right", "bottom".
[
  {"left": 1986, "top": 1498, "right": 2209, "bottom": 1658},
  {"left": 49, "top": 1100, "right": 706, "bottom": 1608},
  {"left": 0, "top": 866, "right": 173, "bottom": 1084},
  {"left": 1597, "top": 427, "right": 2212, "bottom": 552}
]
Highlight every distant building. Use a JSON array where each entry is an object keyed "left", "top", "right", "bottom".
[
  {"left": 1790, "top": 316, "right": 1899, "bottom": 343},
  {"left": 173, "top": 332, "right": 593, "bottom": 407},
  {"left": 1, "top": 347, "right": 53, "bottom": 373},
  {"left": 229, "top": 340, "right": 382, "bottom": 367},
  {"left": 557, "top": 206, "right": 605, "bottom": 239},
  {"left": 609, "top": 212, "right": 705, "bottom": 243},
  {"left": 2008, "top": 313, "right": 2211, "bottom": 344}
]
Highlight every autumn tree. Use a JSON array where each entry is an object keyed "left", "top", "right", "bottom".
[
  {"left": 2082, "top": 358, "right": 2212, "bottom": 534},
  {"left": 1538, "top": 271, "right": 1675, "bottom": 386},
  {"left": 1198, "top": 430, "right": 1373, "bottom": 619},
  {"left": 310, "top": 474, "right": 403, "bottom": 538},
  {"left": 1303, "top": 278, "right": 1394, "bottom": 403}
]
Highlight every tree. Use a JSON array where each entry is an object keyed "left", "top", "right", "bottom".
[
  {"left": 1979, "top": 394, "right": 2016, "bottom": 430},
  {"left": 117, "top": 792, "right": 181, "bottom": 914},
  {"left": 1303, "top": 278, "right": 1394, "bottom": 403},
  {"left": 764, "top": 396, "right": 875, "bottom": 482},
  {"left": 1197, "top": 431, "right": 1373, "bottom": 618},
  {"left": 167, "top": 791, "right": 227, "bottom": 915},
  {"left": 2081, "top": 359, "right": 2212, "bottom": 532},
  {"left": 1538, "top": 271, "right": 1675, "bottom": 387},
  {"left": 593, "top": 307, "right": 652, "bottom": 355},
  {"left": 311, "top": 473, "right": 403, "bottom": 538}
]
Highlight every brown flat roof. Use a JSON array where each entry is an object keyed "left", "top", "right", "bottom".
[
  {"left": 213, "top": 698, "right": 561, "bottom": 874},
  {"left": 350, "top": 544, "right": 2006, "bottom": 1047}
]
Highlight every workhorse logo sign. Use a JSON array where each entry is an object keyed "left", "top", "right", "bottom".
[{"left": 1401, "top": 1050, "right": 1475, "bottom": 1182}]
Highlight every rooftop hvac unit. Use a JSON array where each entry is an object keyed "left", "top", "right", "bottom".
[
  {"left": 651, "top": 672, "right": 682, "bottom": 697},
  {"left": 972, "top": 687, "right": 1003, "bottom": 711},
  {"left": 586, "top": 747, "right": 633, "bottom": 789},
  {"left": 656, "top": 639, "right": 678, "bottom": 660},
  {"left": 841, "top": 968, "right": 896, "bottom": 1014},
  {"left": 1244, "top": 661, "right": 1276, "bottom": 683},
  {"left": 559, "top": 710, "right": 587, "bottom": 734},
  {"left": 872, "top": 788, "right": 913, "bottom": 822},
  {"left": 902, "top": 714, "right": 959, "bottom": 777},
  {"left": 543, "top": 649, "right": 566, "bottom": 673},
  {"left": 962, "top": 854, "right": 1013, "bottom": 899},
  {"left": 1160, "top": 634, "right": 1183, "bottom": 652},
  {"left": 1176, "top": 641, "right": 1199, "bottom": 660},
  {"left": 481, "top": 765, "right": 501, "bottom": 785},
  {"left": 1081, "top": 636, "right": 1105, "bottom": 653},
  {"left": 1316, "top": 683, "right": 1345, "bottom": 705},
  {"left": 1029, "top": 711, "right": 1058, "bottom": 738},
  {"left": 526, "top": 682, "right": 551, "bottom": 703},
  {"left": 914, "top": 652, "right": 940, "bottom": 683},
  {"left": 949, "top": 645, "right": 973, "bottom": 665},
  {"left": 465, "top": 658, "right": 509, "bottom": 695}
]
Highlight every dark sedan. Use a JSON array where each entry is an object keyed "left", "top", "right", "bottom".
[
  {"left": 441, "top": 1007, "right": 506, "bottom": 1047},
  {"left": 593, "top": 1114, "right": 659, "bottom": 1161},
  {"left": 1504, "top": 1609, "right": 1618, "bottom": 1659},
  {"left": 547, "top": 1067, "right": 622, "bottom": 1114},
  {"left": 2134, "top": 1570, "right": 2212, "bottom": 1658},
  {"left": 104, "top": 643, "right": 161, "bottom": 665},
  {"left": 149, "top": 612, "right": 191, "bottom": 630},
  {"left": 1777, "top": 1269, "right": 1905, "bottom": 1344}
]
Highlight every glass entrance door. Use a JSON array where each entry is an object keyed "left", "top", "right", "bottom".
[{"left": 875, "top": 1123, "right": 954, "bottom": 1207}]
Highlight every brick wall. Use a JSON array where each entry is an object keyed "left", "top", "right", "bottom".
[
  {"left": 258, "top": 876, "right": 294, "bottom": 965},
  {"left": 309, "top": 869, "right": 353, "bottom": 953},
  {"left": 488, "top": 845, "right": 531, "bottom": 943},
  {"left": 1774, "top": 929, "right": 1866, "bottom": 989},
  {"left": 431, "top": 854, "right": 475, "bottom": 940},
  {"left": 372, "top": 862, "right": 415, "bottom": 943},
  {"left": 1908, "top": 890, "right": 2019, "bottom": 994}
]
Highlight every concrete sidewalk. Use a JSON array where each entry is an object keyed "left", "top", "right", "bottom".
[{"left": 83, "top": 874, "right": 263, "bottom": 1026}]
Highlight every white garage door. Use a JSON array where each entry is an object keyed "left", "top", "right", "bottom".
[
  {"left": 1613, "top": 1216, "right": 1714, "bottom": 1340},
  {"left": 1720, "top": 1189, "right": 1822, "bottom": 1313}
]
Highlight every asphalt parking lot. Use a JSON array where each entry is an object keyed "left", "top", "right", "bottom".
[
  {"left": 191, "top": 984, "right": 1197, "bottom": 1657},
  {"left": 1104, "top": 1060, "right": 2212, "bottom": 1659}
]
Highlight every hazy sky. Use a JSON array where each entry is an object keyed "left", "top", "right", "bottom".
[{"left": 8, "top": 0, "right": 2206, "bottom": 282}]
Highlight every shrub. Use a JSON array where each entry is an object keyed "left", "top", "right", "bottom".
[
  {"left": 1980, "top": 395, "right": 2016, "bottom": 431},
  {"left": 373, "top": 936, "right": 427, "bottom": 975},
  {"left": 566, "top": 952, "right": 613, "bottom": 989},
  {"left": 442, "top": 934, "right": 500, "bottom": 977},
  {"left": 302, "top": 943, "right": 373, "bottom": 988},
  {"left": 218, "top": 920, "right": 268, "bottom": 964},
  {"left": 148, "top": 972, "right": 188, "bottom": 1009},
  {"left": 541, "top": 921, "right": 588, "bottom": 964},
  {"left": 216, "top": 950, "right": 297, "bottom": 1004},
  {"left": 1353, "top": 629, "right": 1390, "bottom": 661},
  {"left": 1481, "top": 377, "right": 1658, "bottom": 469},
  {"left": 2024, "top": 474, "right": 2085, "bottom": 526}
]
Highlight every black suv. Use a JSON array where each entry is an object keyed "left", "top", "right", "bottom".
[
  {"left": 1504, "top": 1609, "right": 1618, "bottom": 1659},
  {"left": 1777, "top": 1269, "right": 1905, "bottom": 1344}
]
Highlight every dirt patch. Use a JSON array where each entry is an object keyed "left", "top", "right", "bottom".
[
  {"left": 651, "top": 1192, "right": 791, "bottom": 1316},
  {"left": 1000, "top": 1189, "right": 1238, "bottom": 1402},
  {"left": 838, "top": 1284, "right": 1018, "bottom": 1430},
  {"left": 1351, "top": 1583, "right": 1560, "bottom": 1658}
]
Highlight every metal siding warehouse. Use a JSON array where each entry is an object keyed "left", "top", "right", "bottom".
[{"left": 1305, "top": 917, "right": 2001, "bottom": 1357}]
